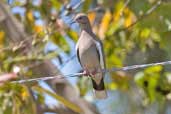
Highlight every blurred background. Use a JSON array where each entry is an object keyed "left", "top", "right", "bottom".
[{"left": 0, "top": 0, "right": 171, "bottom": 114}]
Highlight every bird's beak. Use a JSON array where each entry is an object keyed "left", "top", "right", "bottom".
[{"left": 70, "top": 18, "right": 76, "bottom": 25}]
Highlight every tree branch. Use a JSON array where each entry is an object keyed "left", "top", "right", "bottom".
[{"left": 115, "top": 0, "right": 163, "bottom": 34}]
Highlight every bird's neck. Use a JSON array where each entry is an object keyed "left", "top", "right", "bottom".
[{"left": 80, "top": 23, "right": 93, "bottom": 34}]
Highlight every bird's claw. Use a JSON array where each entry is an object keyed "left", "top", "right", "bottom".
[
  {"left": 83, "top": 70, "right": 90, "bottom": 76},
  {"left": 83, "top": 69, "right": 97, "bottom": 77}
]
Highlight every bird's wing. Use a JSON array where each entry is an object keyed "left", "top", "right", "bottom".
[
  {"left": 95, "top": 40, "right": 106, "bottom": 70},
  {"left": 75, "top": 43, "right": 82, "bottom": 67}
]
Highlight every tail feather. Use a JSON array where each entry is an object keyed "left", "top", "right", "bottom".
[
  {"left": 94, "top": 90, "right": 107, "bottom": 99},
  {"left": 91, "top": 78, "right": 107, "bottom": 99}
]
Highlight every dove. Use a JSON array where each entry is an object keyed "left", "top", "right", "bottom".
[{"left": 74, "top": 13, "right": 107, "bottom": 99}]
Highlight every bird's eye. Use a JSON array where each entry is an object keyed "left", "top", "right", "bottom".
[{"left": 78, "top": 17, "right": 82, "bottom": 20}]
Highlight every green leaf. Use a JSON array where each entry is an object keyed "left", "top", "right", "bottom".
[
  {"left": 145, "top": 65, "right": 162, "bottom": 74},
  {"left": 50, "top": 0, "right": 61, "bottom": 10}
]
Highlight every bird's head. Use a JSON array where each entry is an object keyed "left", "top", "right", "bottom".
[{"left": 74, "top": 13, "right": 89, "bottom": 24}]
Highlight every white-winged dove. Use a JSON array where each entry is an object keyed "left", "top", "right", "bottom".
[{"left": 74, "top": 13, "right": 107, "bottom": 99}]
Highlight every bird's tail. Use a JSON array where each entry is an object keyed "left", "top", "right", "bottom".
[{"left": 91, "top": 77, "right": 107, "bottom": 99}]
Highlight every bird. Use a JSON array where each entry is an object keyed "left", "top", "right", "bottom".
[{"left": 74, "top": 13, "right": 107, "bottom": 99}]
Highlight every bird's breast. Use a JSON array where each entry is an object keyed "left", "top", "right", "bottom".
[{"left": 79, "top": 44, "right": 100, "bottom": 69}]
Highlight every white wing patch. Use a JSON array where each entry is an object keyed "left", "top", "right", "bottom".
[
  {"left": 95, "top": 41, "right": 105, "bottom": 69},
  {"left": 75, "top": 42, "right": 78, "bottom": 51}
]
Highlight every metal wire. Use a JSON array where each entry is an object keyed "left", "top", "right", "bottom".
[
  {"left": 11, "top": 72, "right": 85, "bottom": 84},
  {"left": 106, "top": 61, "right": 171, "bottom": 72},
  {"left": 11, "top": 60, "right": 171, "bottom": 84}
]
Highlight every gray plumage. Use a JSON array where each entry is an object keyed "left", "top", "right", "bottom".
[{"left": 75, "top": 13, "right": 107, "bottom": 99}]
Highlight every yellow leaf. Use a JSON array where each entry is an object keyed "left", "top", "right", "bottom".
[
  {"left": 107, "top": 83, "right": 117, "bottom": 90},
  {"left": 34, "top": 25, "right": 43, "bottom": 33},
  {"left": 21, "top": 88, "right": 29, "bottom": 100},
  {"left": 68, "top": 30, "right": 78, "bottom": 41},
  {"left": 98, "top": 10, "right": 112, "bottom": 39},
  {"left": 140, "top": 28, "right": 151, "bottom": 38},
  {"left": 113, "top": 1, "right": 124, "bottom": 22},
  {"left": 112, "top": 1, "right": 136, "bottom": 27},
  {"left": 27, "top": 11, "right": 34, "bottom": 22},
  {"left": 0, "top": 31, "right": 5, "bottom": 47},
  {"left": 87, "top": 12, "right": 96, "bottom": 25},
  {"left": 88, "top": 12, "right": 98, "bottom": 34},
  {"left": 33, "top": 86, "right": 83, "bottom": 114},
  {"left": 123, "top": 8, "right": 136, "bottom": 27}
]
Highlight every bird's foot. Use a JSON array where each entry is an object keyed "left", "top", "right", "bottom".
[
  {"left": 90, "top": 69, "right": 98, "bottom": 76},
  {"left": 83, "top": 70, "right": 90, "bottom": 76},
  {"left": 83, "top": 69, "right": 99, "bottom": 77},
  {"left": 83, "top": 69, "right": 98, "bottom": 76},
  {"left": 89, "top": 69, "right": 98, "bottom": 78}
]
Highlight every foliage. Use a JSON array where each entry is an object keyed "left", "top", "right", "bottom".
[{"left": 0, "top": 0, "right": 171, "bottom": 114}]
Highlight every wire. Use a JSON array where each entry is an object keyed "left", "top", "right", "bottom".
[
  {"left": 106, "top": 60, "right": 171, "bottom": 72},
  {"left": 11, "top": 60, "right": 171, "bottom": 84},
  {"left": 11, "top": 72, "right": 85, "bottom": 84}
]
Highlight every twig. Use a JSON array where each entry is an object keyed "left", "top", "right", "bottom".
[
  {"left": 120, "top": 0, "right": 131, "bottom": 16},
  {"left": 115, "top": 0, "right": 163, "bottom": 33}
]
